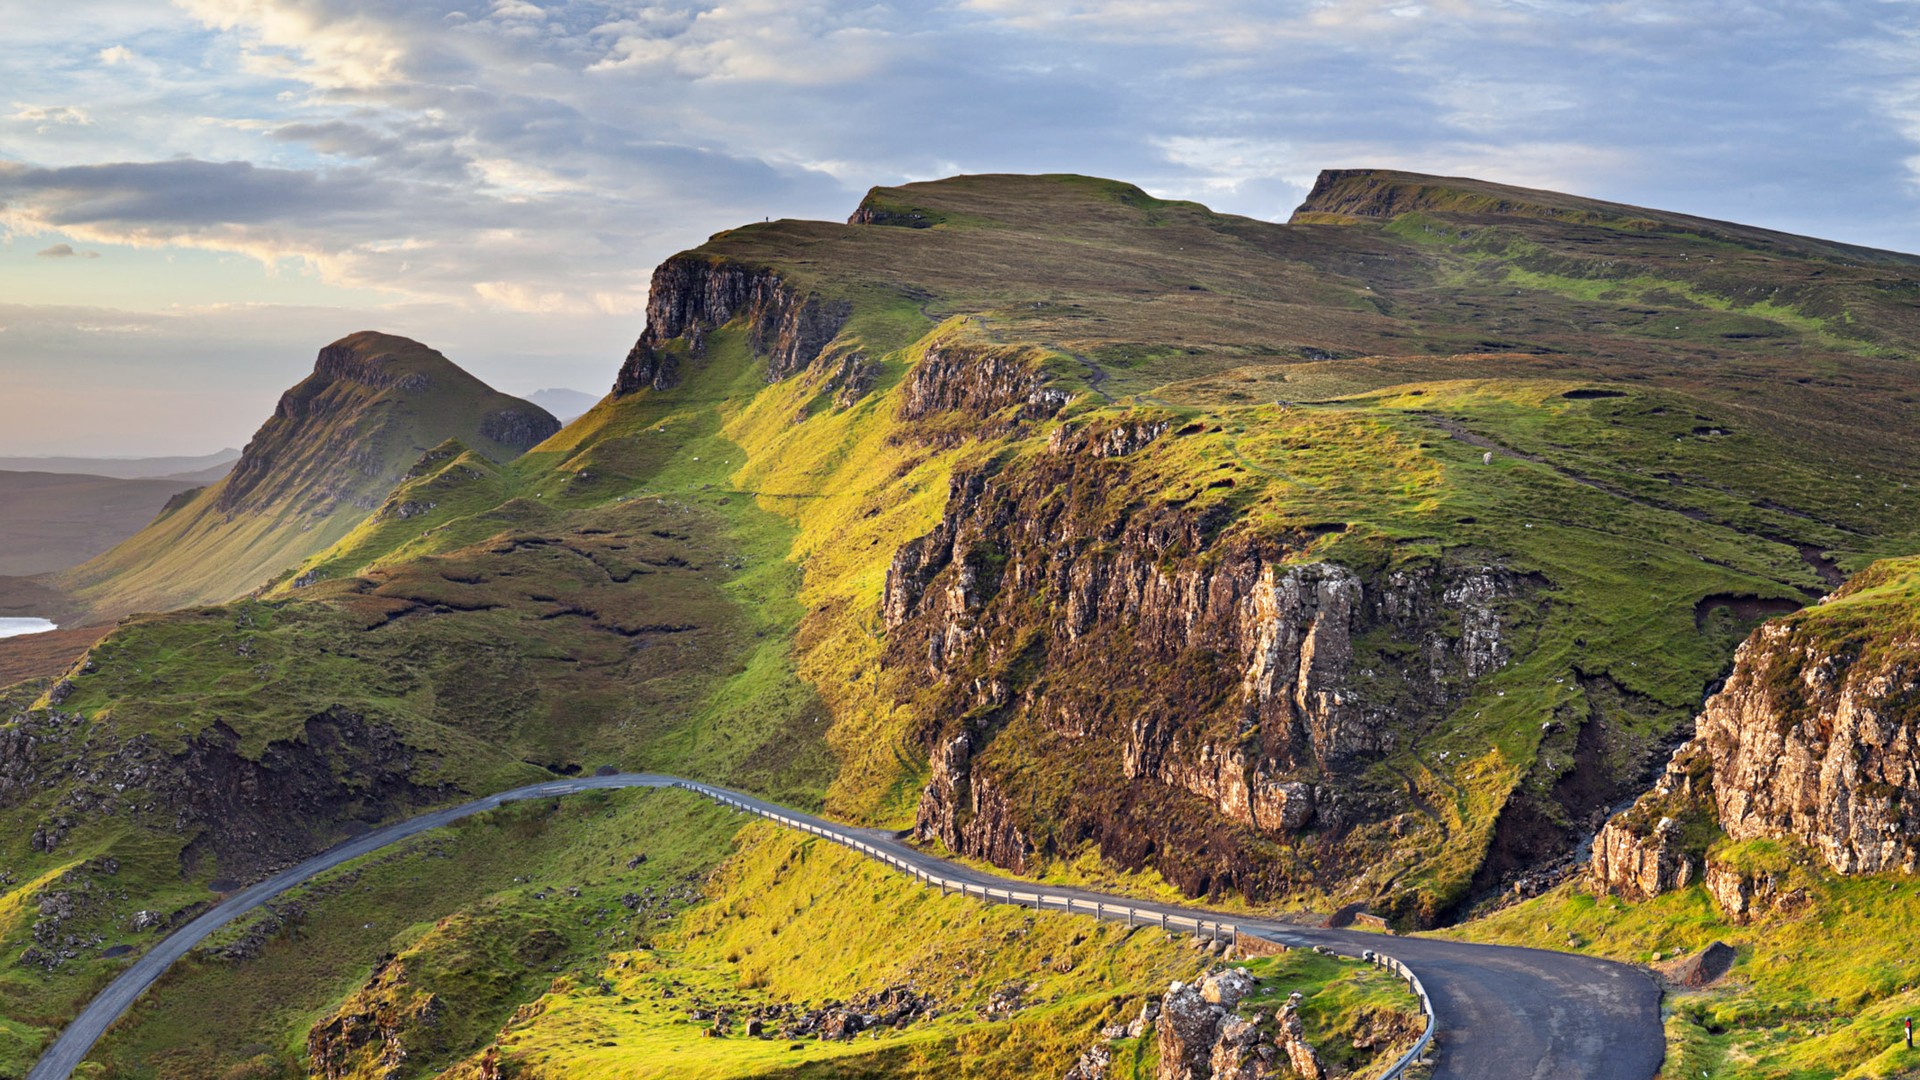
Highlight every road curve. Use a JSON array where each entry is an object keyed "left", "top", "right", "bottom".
[{"left": 30, "top": 773, "right": 1662, "bottom": 1080}]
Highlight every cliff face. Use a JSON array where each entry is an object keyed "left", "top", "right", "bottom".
[
  {"left": 613, "top": 255, "right": 851, "bottom": 394},
  {"left": 884, "top": 418, "right": 1532, "bottom": 898},
  {"left": 1697, "top": 619, "right": 1920, "bottom": 875},
  {"left": 898, "top": 338, "right": 1067, "bottom": 424},
  {"left": 1592, "top": 560, "right": 1920, "bottom": 912}
]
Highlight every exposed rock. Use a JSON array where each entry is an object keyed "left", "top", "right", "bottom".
[
  {"left": 1047, "top": 417, "right": 1171, "bottom": 459},
  {"left": 1127, "top": 997, "right": 1161, "bottom": 1038},
  {"left": 479, "top": 407, "right": 562, "bottom": 450},
  {"left": 848, "top": 191, "right": 940, "bottom": 228},
  {"left": 1199, "top": 967, "right": 1255, "bottom": 1008},
  {"left": 1153, "top": 976, "right": 1299, "bottom": 1080},
  {"left": 1594, "top": 580, "right": 1920, "bottom": 901},
  {"left": 1155, "top": 981, "right": 1224, "bottom": 1080},
  {"left": 889, "top": 441, "right": 1533, "bottom": 899},
  {"left": 1209, "top": 1014, "right": 1274, "bottom": 1080},
  {"left": 0, "top": 702, "right": 453, "bottom": 885},
  {"left": 308, "top": 952, "right": 440, "bottom": 1079},
  {"left": 1590, "top": 814, "right": 1699, "bottom": 900},
  {"left": 1274, "top": 1000, "right": 1327, "bottom": 1080},
  {"left": 1669, "top": 941, "right": 1737, "bottom": 988},
  {"left": 1064, "top": 1041, "right": 1113, "bottom": 1080},
  {"left": 614, "top": 254, "right": 851, "bottom": 395},
  {"left": 1695, "top": 620, "right": 1920, "bottom": 875},
  {"left": 898, "top": 337, "right": 1065, "bottom": 424},
  {"left": 1701, "top": 856, "right": 1806, "bottom": 924}
]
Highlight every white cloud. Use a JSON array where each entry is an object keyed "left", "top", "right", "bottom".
[
  {"left": 10, "top": 103, "right": 93, "bottom": 132},
  {"left": 0, "top": 0, "right": 1915, "bottom": 459}
]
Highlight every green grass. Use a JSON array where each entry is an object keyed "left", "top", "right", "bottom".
[
  {"left": 74, "top": 788, "right": 742, "bottom": 1079},
  {"left": 11, "top": 169, "right": 1920, "bottom": 1074},
  {"left": 1448, "top": 856, "right": 1920, "bottom": 1080},
  {"left": 446, "top": 819, "right": 1420, "bottom": 1080}
]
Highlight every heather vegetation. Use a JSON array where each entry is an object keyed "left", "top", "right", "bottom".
[{"left": 5, "top": 170, "right": 1920, "bottom": 1077}]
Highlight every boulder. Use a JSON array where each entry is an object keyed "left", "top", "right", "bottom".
[
  {"left": 1199, "top": 967, "right": 1256, "bottom": 1008},
  {"left": 1670, "top": 941, "right": 1737, "bottom": 988},
  {"left": 1154, "top": 982, "right": 1225, "bottom": 1080}
]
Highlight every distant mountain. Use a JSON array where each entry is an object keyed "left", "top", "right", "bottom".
[
  {"left": 526, "top": 387, "right": 598, "bottom": 423},
  {"left": 0, "top": 470, "right": 200, "bottom": 576},
  {"left": 57, "top": 331, "right": 560, "bottom": 620},
  {"left": 0, "top": 447, "right": 241, "bottom": 480},
  {"left": 18, "top": 172, "right": 1920, "bottom": 1079}
]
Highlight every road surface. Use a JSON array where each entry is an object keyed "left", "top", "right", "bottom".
[{"left": 29, "top": 773, "right": 1662, "bottom": 1080}]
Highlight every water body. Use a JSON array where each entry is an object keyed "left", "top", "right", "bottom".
[{"left": 0, "top": 618, "right": 57, "bottom": 639}]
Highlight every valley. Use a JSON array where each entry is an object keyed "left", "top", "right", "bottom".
[{"left": 4, "top": 169, "right": 1920, "bottom": 1080}]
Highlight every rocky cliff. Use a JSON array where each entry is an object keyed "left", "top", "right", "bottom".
[
  {"left": 898, "top": 336, "right": 1068, "bottom": 426},
  {"left": 613, "top": 254, "right": 851, "bottom": 394},
  {"left": 1592, "top": 558, "right": 1920, "bottom": 913},
  {"left": 885, "top": 416, "right": 1536, "bottom": 900}
]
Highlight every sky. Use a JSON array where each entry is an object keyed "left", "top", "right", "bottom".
[{"left": 4, "top": 1, "right": 1919, "bottom": 456}]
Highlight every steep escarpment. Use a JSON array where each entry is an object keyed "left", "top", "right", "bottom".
[
  {"left": 613, "top": 254, "right": 852, "bottom": 394},
  {"left": 899, "top": 335, "right": 1068, "bottom": 424},
  {"left": 885, "top": 416, "right": 1536, "bottom": 900},
  {"left": 58, "top": 332, "right": 558, "bottom": 620},
  {"left": 1592, "top": 556, "right": 1920, "bottom": 913}
]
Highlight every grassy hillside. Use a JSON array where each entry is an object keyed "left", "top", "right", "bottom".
[
  {"left": 5, "top": 170, "right": 1920, "bottom": 1074},
  {"left": 53, "top": 332, "right": 559, "bottom": 622},
  {"left": 1453, "top": 848, "right": 1920, "bottom": 1079}
]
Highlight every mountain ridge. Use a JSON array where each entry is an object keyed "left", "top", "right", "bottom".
[
  {"left": 6, "top": 170, "right": 1920, "bottom": 1079},
  {"left": 53, "top": 331, "right": 559, "bottom": 622}
]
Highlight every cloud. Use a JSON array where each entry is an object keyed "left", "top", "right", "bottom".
[
  {"left": 0, "top": 0, "right": 1916, "bottom": 336},
  {"left": 35, "top": 243, "right": 100, "bottom": 259},
  {"left": 10, "top": 103, "right": 93, "bottom": 133}
]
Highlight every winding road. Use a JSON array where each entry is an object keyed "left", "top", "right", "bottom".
[{"left": 28, "top": 773, "right": 1663, "bottom": 1080}]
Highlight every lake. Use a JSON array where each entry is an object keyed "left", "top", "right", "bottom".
[{"left": 0, "top": 618, "right": 57, "bottom": 639}]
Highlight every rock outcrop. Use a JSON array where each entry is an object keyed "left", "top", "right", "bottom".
[
  {"left": 1592, "top": 562, "right": 1920, "bottom": 909},
  {"left": 613, "top": 254, "right": 851, "bottom": 394},
  {"left": 1590, "top": 813, "right": 1700, "bottom": 901},
  {"left": 890, "top": 427, "right": 1532, "bottom": 899},
  {"left": 1150, "top": 970, "right": 1315, "bottom": 1080},
  {"left": 1696, "top": 620, "right": 1920, "bottom": 875},
  {"left": 0, "top": 702, "right": 452, "bottom": 880},
  {"left": 899, "top": 337, "right": 1068, "bottom": 424},
  {"left": 1701, "top": 857, "right": 1805, "bottom": 924}
]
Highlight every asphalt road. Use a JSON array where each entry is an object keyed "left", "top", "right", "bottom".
[{"left": 29, "top": 773, "right": 1663, "bottom": 1080}]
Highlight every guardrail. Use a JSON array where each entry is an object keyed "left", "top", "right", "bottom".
[
  {"left": 672, "top": 781, "right": 1238, "bottom": 941},
  {"left": 672, "top": 779, "right": 1437, "bottom": 1079},
  {"left": 1360, "top": 949, "right": 1437, "bottom": 1079}
]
